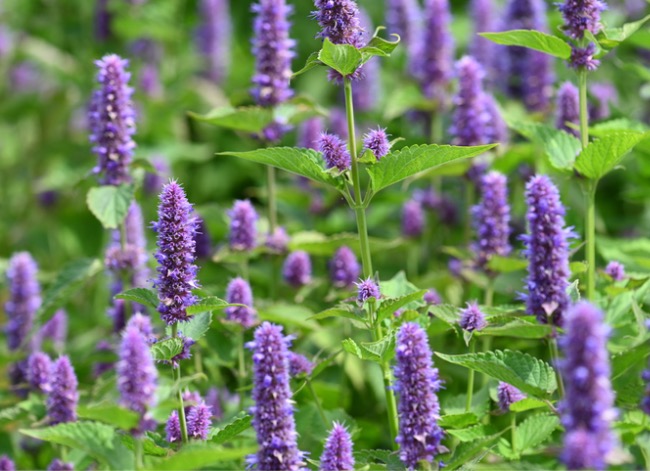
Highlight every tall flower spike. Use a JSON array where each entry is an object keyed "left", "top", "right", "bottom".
[
  {"left": 402, "top": 199, "right": 424, "bottom": 238},
  {"left": 283, "top": 251, "right": 312, "bottom": 288},
  {"left": 0, "top": 456, "right": 15, "bottom": 471},
  {"left": 225, "top": 277, "right": 258, "bottom": 328},
  {"left": 247, "top": 322, "right": 305, "bottom": 470},
  {"left": 521, "top": 175, "right": 576, "bottom": 326},
  {"left": 470, "top": 0, "right": 496, "bottom": 80},
  {"left": 47, "top": 356, "right": 79, "bottom": 425},
  {"left": 89, "top": 55, "right": 136, "bottom": 186},
  {"left": 153, "top": 181, "right": 199, "bottom": 325},
  {"left": 472, "top": 171, "right": 512, "bottom": 270},
  {"left": 166, "top": 410, "right": 182, "bottom": 443},
  {"left": 320, "top": 422, "right": 355, "bottom": 471},
  {"left": 28, "top": 352, "right": 52, "bottom": 394},
  {"left": 117, "top": 324, "right": 158, "bottom": 418},
  {"left": 450, "top": 56, "right": 490, "bottom": 146},
  {"left": 459, "top": 302, "right": 488, "bottom": 332},
  {"left": 187, "top": 401, "right": 212, "bottom": 440},
  {"left": 197, "top": 0, "right": 231, "bottom": 85},
  {"left": 363, "top": 128, "right": 390, "bottom": 160},
  {"left": 483, "top": 94, "right": 509, "bottom": 144},
  {"left": 394, "top": 323, "right": 445, "bottom": 469},
  {"left": 558, "top": 0, "right": 607, "bottom": 40},
  {"left": 329, "top": 246, "right": 360, "bottom": 289},
  {"left": 556, "top": 82, "right": 580, "bottom": 137},
  {"left": 385, "top": 0, "right": 421, "bottom": 75},
  {"left": 317, "top": 133, "right": 351, "bottom": 171},
  {"left": 228, "top": 200, "right": 258, "bottom": 252},
  {"left": 5, "top": 252, "right": 41, "bottom": 352},
  {"left": 560, "top": 302, "right": 617, "bottom": 470},
  {"left": 497, "top": 381, "right": 526, "bottom": 412},
  {"left": 313, "top": 0, "right": 364, "bottom": 47}
]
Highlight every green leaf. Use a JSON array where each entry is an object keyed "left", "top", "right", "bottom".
[
  {"left": 86, "top": 185, "right": 135, "bottom": 230},
  {"left": 292, "top": 51, "right": 322, "bottom": 78},
  {"left": 186, "top": 296, "right": 230, "bottom": 315},
  {"left": 486, "top": 256, "right": 528, "bottom": 273},
  {"left": 342, "top": 337, "right": 393, "bottom": 363},
  {"left": 367, "top": 144, "right": 496, "bottom": 193},
  {"left": 598, "top": 14, "right": 650, "bottom": 50},
  {"left": 448, "top": 424, "right": 498, "bottom": 442},
  {"left": 439, "top": 413, "right": 479, "bottom": 429},
  {"left": 506, "top": 120, "right": 581, "bottom": 171},
  {"left": 309, "top": 307, "right": 360, "bottom": 322},
  {"left": 435, "top": 349, "right": 557, "bottom": 397},
  {"left": 377, "top": 290, "right": 427, "bottom": 322},
  {"left": 121, "top": 434, "right": 167, "bottom": 457},
  {"left": 115, "top": 288, "right": 159, "bottom": 309},
  {"left": 150, "top": 338, "right": 185, "bottom": 361},
  {"left": 188, "top": 106, "right": 274, "bottom": 134},
  {"left": 288, "top": 231, "right": 401, "bottom": 256},
  {"left": 77, "top": 404, "right": 140, "bottom": 430},
  {"left": 20, "top": 422, "right": 133, "bottom": 470},
  {"left": 574, "top": 131, "right": 648, "bottom": 180},
  {"left": 515, "top": 414, "right": 559, "bottom": 452},
  {"left": 478, "top": 320, "right": 553, "bottom": 339},
  {"left": 446, "top": 432, "right": 503, "bottom": 470},
  {"left": 176, "top": 312, "right": 212, "bottom": 341},
  {"left": 359, "top": 32, "right": 400, "bottom": 63},
  {"left": 480, "top": 30, "right": 571, "bottom": 59},
  {"left": 428, "top": 304, "right": 461, "bottom": 329},
  {"left": 318, "top": 38, "right": 362, "bottom": 76},
  {"left": 210, "top": 414, "right": 252, "bottom": 445},
  {"left": 152, "top": 444, "right": 257, "bottom": 471},
  {"left": 508, "top": 397, "right": 548, "bottom": 412}
]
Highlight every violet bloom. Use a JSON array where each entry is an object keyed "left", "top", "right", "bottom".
[
  {"left": 317, "top": 133, "right": 351, "bottom": 171},
  {"left": 139, "top": 63, "right": 162, "bottom": 99},
  {"left": 312, "top": 0, "right": 364, "bottom": 47},
  {"left": 320, "top": 422, "right": 355, "bottom": 471},
  {"left": 5, "top": 252, "right": 41, "bottom": 352},
  {"left": 187, "top": 401, "right": 212, "bottom": 440},
  {"left": 569, "top": 43, "right": 600, "bottom": 71},
  {"left": 589, "top": 82, "right": 618, "bottom": 121},
  {"left": 329, "top": 246, "right": 360, "bottom": 289},
  {"left": 402, "top": 199, "right": 425, "bottom": 238},
  {"left": 228, "top": 200, "right": 258, "bottom": 251},
  {"left": 225, "top": 277, "right": 258, "bottom": 328},
  {"left": 329, "top": 108, "right": 349, "bottom": 141},
  {"left": 470, "top": 0, "right": 496, "bottom": 80},
  {"left": 28, "top": 352, "right": 52, "bottom": 393},
  {"left": 46, "top": 460, "right": 73, "bottom": 471},
  {"left": 298, "top": 117, "right": 325, "bottom": 149},
  {"left": 94, "top": 0, "right": 112, "bottom": 42},
  {"left": 385, "top": 0, "right": 421, "bottom": 74},
  {"left": 605, "top": 261, "right": 626, "bottom": 281},
  {"left": 497, "top": 382, "right": 526, "bottom": 412},
  {"left": 47, "top": 356, "right": 79, "bottom": 425},
  {"left": 459, "top": 302, "right": 488, "bottom": 332},
  {"left": 283, "top": 251, "right": 312, "bottom": 288},
  {"left": 127, "top": 313, "right": 154, "bottom": 338},
  {"left": 117, "top": 324, "right": 157, "bottom": 417},
  {"left": 424, "top": 289, "right": 442, "bottom": 305},
  {"left": 450, "top": 56, "right": 490, "bottom": 146},
  {"left": 483, "top": 94, "right": 509, "bottom": 144},
  {"left": 143, "top": 157, "right": 170, "bottom": 196},
  {"left": 157, "top": 335, "right": 195, "bottom": 369},
  {"left": 472, "top": 171, "right": 512, "bottom": 270},
  {"left": 266, "top": 226, "right": 290, "bottom": 254},
  {"left": 558, "top": 0, "right": 606, "bottom": 40},
  {"left": 89, "top": 55, "right": 136, "bottom": 186},
  {"left": 38, "top": 309, "right": 67, "bottom": 352},
  {"left": 153, "top": 181, "right": 199, "bottom": 325},
  {"left": 197, "top": 0, "right": 231, "bottom": 85},
  {"left": 521, "top": 175, "right": 576, "bottom": 326},
  {"left": 0, "top": 456, "right": 15, "bottom": 471},
  {"left": 126, "top": 202, "right": 149, "bottom": 289},
  {"left": 394, "top": 323, "right": 445, "bottom": 469},
  {"left": 560, "top": 302, "right": 617, "bottom": 471},
  {"left": 193, "top": 216, "right": 213, "bottom": 260},
  {"left": 556, "top": 82, "right": 580, "bottom": 137},
  {"left": 247, "top": 322, "right": 305, "bottom": 470},
  {"left": 288, "top": 352, "right": 314, "bottom": 377},
  {"left": 166, "top": 410, "right": 181, "bottom": 443},
  {"left": 363, "top": 128, "right": 390, "bottom": 160},
  {"left": 356, "top": 278, "right": 380, "bottom": 303},
  {"left": 205, "top": 388, "right": 224, "bottom": 421}
]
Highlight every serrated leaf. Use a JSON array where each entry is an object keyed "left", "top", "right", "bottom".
[
  {"left": 121, "top": 433, "right": 167, "bottom": 457},
  {"left": 428, "top": 304, "right": 461, "bottom": 328},
  {"left": 377, "top": 290, "right": 427, "bottom": 322},
  {"left": 446, "top": 432, "right": 503, "bottom": 470},
  {"left": 151, "top": 338, "right": 184, "bottom": 361},
  {"left": 177, "top": 312, "right": 212, "bottom": 341},
  {"left": 480, "top": 30, "right": 571, "bottom": 59},
  {"left": 515, "top": 414, "right": 559, "bottom": 452},
  {"left": 574, "top": 132, "right": 648, "bottom": 180},
  {"left": 210, "top": 414, "right": 252, "bottom": 445},
  {"left": 318, "top": 38, "right": 362, "bottom": 76},
  {"left": 597, "top": 14, "right": 650, "bottom": 50},
  {"left": 77, "top": 404, "right": 140, "bottom": 430},
  {"left": 367, "top": 144, "right": 495, "bottom": 193},
  {"left": 86, "top": 185, "right": 135, "bottom": 229},
  {"left": 341, "top": 338, "right": 385, "bottom": 363},
  {"left": 360, "top": 334, "right": 396, "bottom": 362},
  {"left": 509, "top": 397, "right": 547, "bottom": 412},
  {"left": 359, "top": 32, "right": 400, "bottom": 63},
  {"left": 188, "top": 106, "right": 274, "bottom": 134},
  {"left": 478, "top": 320, "right": 552, "bottom": 339},
  {"left": 115, "top": 288, "right": 159, "bottom": 309},
  {"left": 439, "top": 413, "right": 479, "bottom": 429},
  {"left": 506, "top": 120, "right": 581, "bottom": 171},
  {"left": 186, "top": 296, "right": 230, "bottom": 315},
  {"left": 152, "top": 444, "right": 256, "bottom": 471},
  {"left": 435, "top": 350, "right": 557, "bottom": 397},
  {"left": 448, "top": 424, "right": 498, "bottom": 442}
]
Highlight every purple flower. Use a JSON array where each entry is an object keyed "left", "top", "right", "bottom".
[
  {"left": 424, "top": 289, "right": 442, "bottom": 305},
  {"left": 157, "top": 335, "right": 195, "bottom": 369},
  {"left": 560, "top": 302, "right": 617, "bottom": 471},
  {"left": 363, "top": 127, "right": 390, "bottom": 160},
  {"left": 205, "top": 387, "right": 224, "bottom": 421},
  {"left": 225, "top": 277, "right": 258, "bottom": 328},
  {"left": 93, "top": 340, "right": 115, "bottom": 378},
  {"left": 329, "top": 246, "right": 360, "bottom": 289},
  {"left": 385, "top": 0, "right": 422, "bottom": 75},
  {"left": 266, "top": 226, "right": 290, "bottom": 253},
  {"left": 89, "top": 54, "right": 136, "bottom": 186},
  {"left": 38, "top": 309, "right": 68, "bottom": 351},
  {"left": 459, "top": 302, "right": 488, "bottom": 332},
  {"left": 589, "top": 82, "right": 618, "bottom": 121},
  {"left": 127, "top": 313, "right": 154, "bottom": 338},
  {"left": 642, "top": 363, "right": 650, "bottom": 415},
  {"left": 298, "top": 117, "right": 325, "bottom": 149},
  {"left": 47, "top": 356, "right": 79, "bottom": 425},
  {"left": 139, "top": 63, "right": 162, "bottom": 99},
  {"left": 143, "top": 157, "right": 170, "bottom": 196},
  {"left": 46, "top": 459, "right": 74, "bottom": 471},
  {"left": 27, "top": 352, "right": 52, "bottom": 393},
  {"left": 483, "top": 94, "right": 509, "bottom": 144},
  {"left": 402, "top": 199, "right": 425, "bottom": 238},
  {"left": 569, "top": 43, "right": 600, "bottom": 71},
  {"left": 318, "top": 133, "right": 351, "bottom": 171},
  {"left": 558, "top": 0, "right": 607, "bottom": 40},
  {"left": 187, "top": 401, "right": 212, "bottom": 440},
  {"left": 470, "top": 0, "right": 497, "bottom": 80},
  {"left": 556, "top": 82, "right": 580, "bottom": 137},
  {"left": 283, "top": 251, "right": 312, "bottom": 288},
  {"left": 288, "top": 352, "right": 314, "bottom": 377},
  {"left": 472, "top": 171, "right": 512, "bottom": 270},
  {"left": 193, "top": 216, "right": 213, "bottom": 260},
  {"left": 228, "top": 200, "right": 258, "bottom": 251},
  {"left": 497, "top": 382, "right": 526, "bottom": 412},
  {"left": 320, "top": 422, "right": 355, "bottom": 471},
  {"left": 165, "top": 410, "right": 181, "bottom": 443},
  {"left": 5, "top": 252, "right": 41, "bottom": 352},
  {"left": 247, "top": 322, "right": 306, "bottom": 470},
  {"left": 450, "top": 56, "right": 491, "bottom": 146},
  {"left": 521, "top": 175, "right": 576, "bottom": 326},
  {"left": 356, "top": 277, "right": 380, "bottom": 303},
  {"left": 94, "top": 0, "right": 112, "bottom": 42},
  {"left": 394, "top": 323, "right": 445, "bottom": 469},
  {"left": 117, "top": 325, "right": 157, "bottom": 417},
  {"left": 0, "top": 456, "right": 15, "bottom": 471},
  {"left": 197, "top": 0, "right": 231, "bottom": 85},
  {"left": 605, "top": 261, "right": 626, "bottom": 281},
  {"left": 153, "top": 181, "right": 200, "bottom": 325},
  {"left": 312, "top": 0, "right": 364, "bottom": 48}
]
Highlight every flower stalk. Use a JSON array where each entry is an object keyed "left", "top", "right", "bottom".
[{"left": 171, "top": 323, "right": 189, "bottom": 444}]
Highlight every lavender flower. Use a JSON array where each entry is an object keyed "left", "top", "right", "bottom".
[
  {"left": 283, "top": 251, "right": 312, "bottom": 287},
  {"left": 450, "top": 56, "right": 490, "bottom": 146},
  {"left": 605, "top": 261, "right": 626, "bottom": 281},
  {"left": 317, "top": 133, "right": 351, "bottom": 171},
  {"left": 329, "top": 109, "right": 349, "bottom": 141},
  {"left": 589, "top": 82, "right": 618, "bottom": 121},
  {"left": 127, "top": 313, "right": 154, "bottom": 338},
  {"left": 470, "top": 0, "right": 496, "bottom": 79},
  {"left": 28, "top": 352, "right": 52, "bottom": 393},
  {"left": 228, "top": 200, "right": 258, "bottom": 251},
  {"left": 117, "top": 324, "right": 157, "bottom": 417},
  {"left": 247, "top": 322, "right": 305, "bottom": 470},
  {"left": 38, "top": 309, "right": 67, "bottom": 351},
  {"left": 288, "top": 352, "right": 314, "bottom": 377},
  {"left": 313, "top": 0, "right": 364, "bottom": 48},
  {"left": 363, "top": 128, "right": 390, "bottom": 160},
  {"left": 139, "top": 63, "right": 162, "bottom": 99},
  {"left": 197, "top": 0, "right": 231, "bottom": 85},
  {"left": 402, "top": 200, "right": 425, "bottom": 238},
  {"left": 0, "top": 456, "right": 15, "bottom": 471},
  {"left": 356, "top": 278, "right": 380, "bottom": 303},
  {"left": 521, "top": 175, "right": 575, "bottom": 326},
  {"left": 225, "top": 277, "right": 258, "bottom": 328},
  {"left": 320, "top": 422, "right": 355, "bottom": 471},
  {"left": 89, "top": 55, "right": 136, "bottom": 186},
  {"left": 187, "top": 402, "right": 212, "bottom": 440},
  {"left": 560, "top": 302, "right": 617, "bottom": 470},
  {"left": 143, "top": 157, "right": 170, "bottom": 196},
  {"left": 47, "top": 356, "right": 79, "bottom": 425},
  {"left": 497, "top": 382, "right": 526, "bottom": 412},
  {"left": 556, "top": 82, "right": 580, "bottom": 137},
  {"left": 166, "top": 410, "right": 181, "bottom": 443},
  {"left": 385, "top": 0, "right": 421, "bottom": 74},
  {"left": 46, "top": 460, "right": 73, "bottom": 471},
  {"left": 5, "top": 252, "right": 41, "bottom": 352},
  {"left": 424, "top": 289, "right": 442, "bottom": 305},
  {"left": 153, "top": 181, "right": 199, "bottom": 325},
  {"left": 298, "top": 117, "right": 325, "bottom": 149},
  {"left": 394, "top": 323, "right": 445, "bottom": 469},
  {"left": 266, "top": 226, "right": 290, "bottom": 253},
  {"left": 459, "top": 302, "right": 488, "bottom": 332},
  {"left": 193, "top": 216, "right": 213, "bottom": 260},
  {"left": 329, "top": 246, "right": 360, "bottom": 289},
  {"left": 483, "top": 94, "right": 509, "bottom": 144},
  {"left": 472, "top": 171, "right": 512, "bottom": 270},
  {"left": 569, "top": 43, "right": 600, "bottom": 71},
  {"left": 558, "top": 0, "right": 607, "bottom": 40}
]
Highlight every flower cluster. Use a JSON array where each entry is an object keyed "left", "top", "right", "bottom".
[
  {"left": 356, "top": 278, "right": 380, "bottom": 303},
  {"left": 558, "top": 0, "right": 606, "bottom": 39},
  {"left": 497, "top": 382, "right": 526, "bottom": 412},
  {"left": 288, "top": 352, "right": 314, "bottom": 377},
  {"left": 317, "top": 133, "right": 351, "bottom": 171},
  {"left": 5, "top": 252, "right": 41, "bottom": 352},
  {"left": 459, "top": 302, "right": 488, "bottom": 332},
  {"left": 450, "top": 56, "right": 490, "bottom": 147},
  {"left": 283, "top": 251, "right": 312, "bottom": 287},
  {"left": 225, "top": 277, "right": 258, "bottom": 328},
  {"left": 47, "top": 356, "right": 79, "bottom": 425},
  {"left": 229, "top": 200, "right": 258, "bottom": 251},
  {"left": 329, "top": 246, "right": 360, "bottom": 289},
  {"left": 402, "top": 199, "right": 424, "bottom": 238},
  {"left": 320, "top": 422, "right": 355, "bottom": 471},
  {"left": 117, "top": 323, "right": 157, "bottom": 418},
  {"left": 27, "top": 352, "right": 52, "bottom": 394}
]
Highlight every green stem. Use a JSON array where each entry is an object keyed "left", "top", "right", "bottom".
[
  {"left": 585, "top": 181, "right": 597, "bottom": 301},
  {"left": 511, "top": 414, "right": 517, "bottom": 456},
  {"left": 306, "top": 378, "right": 328, "bottom": 427},
  {"left": 578, "top": 70, "right": 589, "bottom": 150},
  {"left": 484, "top": 279, "right": 494, "bottom": 307},
  {"left": 464, "top": 183, "right": 475, "bottom": 246},
  {"left": 171, "top": 323, "right": 189, "bottom": 444},
  {"left": 466, "top": 339, "right": 476, "bottom": 412},
  {"left": 407, "top": 243, "right": 418, "bottom": 279},
  {"left": 238, "top": 327, "right": 246, "bottom": 412},
  {"left": 267, "top": 165, "right": 278, "bottom": 233},
  {"left": 135, "top": 437, "right": 143, "bottom": 470},
  {"left": 549, "top": 336, "right": 565, "bottom": 398}
]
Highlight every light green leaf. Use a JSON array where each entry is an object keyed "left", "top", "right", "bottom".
[
  {"left": 318, "top": 38, "right": 362, "bottom": 76},
  {"left": 598, "top": 14, "right": 650, "bottom": 50},
  {"left": 480, "top": 30, "right": 571, "bottom": 59},
  {"left": 121, "top": 434, "right": 167, "bottom": 457},
  {"left": 508, "top": 397, "right": 548, "bottom": 412},
  {"left": 446, "top": 432, "right": 503, "bottom": 470},
  {"left": 590, "top": 118, "right": 649, "bottom": 137},
  {"left": 176, "top": 312, "right": 212, "bottom": 341},
  {"left": 115, "top": 288, "right": 159, "bottom": 309},
  {"left": 342, "top": 337, "right": 393, "bottom": 363},
  {"left": 435, "top": 350, "right": 557, "bottom": 397},
  {"left": 152, "top": 444, "right": 256, "bottom": 471},
  {"left": 478, "top": 320, "right": 553, "bottom": 339},
  {"left": 439, "top": 413, "right": 479, "bottom": 429},
  {"left": 574, "top": 131, "right": 648, "bottom": 180},
  {"left": 448, "top": 424, "right": 498, "bottom": 442},
  {"left": 367, "top": 144, "right": 496, "bottom": 193},
  {"left": 486, "top": 256, "right": 528, "bottom": 273},
  {"left": 515, "top": 414, "right": 559, "bottom": 452},
  {"left": 188, "top": 106, "right": 274, "bottom": 134},
  {"left": 309, "top": 307, "right": 360, "bottom": 322},
  {"left": 359, "top": 33, "right": 400, "bottom": 63},
  {"left": 150, "top": 338, "right": 185, "bottom": 361},
  {"left": 428, "top": 304, "right": 461, "bottom": 328},
  {"left": 86, "top": 185, "right": 135, "bottom": 229},
  {"left": 77, "top": 404, "right": 140, "bottom": 431},
  {"left": 186, "top": 297, "right": 230, "bottom": 315},
  {"left": 507, "top": 121, "right": 581, "bottom": 171},
  {"left": 210, "top": 414, "right": 252, "bottom": 445},
  {"left": 377, "top": 290, "right": 427, "bottom": 322}
]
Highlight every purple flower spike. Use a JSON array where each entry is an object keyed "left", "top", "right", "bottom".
[
  {"left": 283, "top": 251, "right": 312, "bottom": 288},
  {"left": 318, "top": 133, "right": 351, "bottom": 171},
  {"left": 298, "top": 117, "right": 325, "bottom": 149},
  {"left": 320, "top": 422, "right": 355, "bottom": 471},
  {"left": 153, "top": 181, "right": 200, "bottom": 325},
  {"left": 228, "top": 200, "right": 258, "bottom": 252},
  {"left": 459, "top": 302, "right": 488, "bottom": 332},
  {"left": 0, "top": 456, "right": 15, "bottom": 471},
  {"left": 187, "top": 401, "right": 212, "bottom": 440},
  {"left": 5, "top": 252, "right": 41, "bottom": 352},
  {"left": 28, "top": 352, "right": 52, "bottom": 393},
  {"left": 313, "top": 0, "right": 364, "bottom": 48},
  {"left": 225, "top": 277, "right": 258, "bottom": 328},
  {"left": 89, "top": 54, "right": 136, "bottom": 186},
  {"left": 165, "top": 410, "right": 181, "bottom": 443},
  {"left": 356, "top": 278, "right": 380, "bottom": 303},
  {"left": 288, "top": 352, "right": 314, "bottom": 377},
  {"left": 605, "top": 261, "right": 626, "bottom": 281},
  {"left": 569, "top": 43, "right": 600, "bottom": 71},
  {"left": 470, "top": 0, "right": 496, "bottom": 79},
  {"left": 127, "top": 313, "right": 154, "bottom": 338},
  {"left": 266, "top": 226, "right": 290, "bottom": 254},
  {"left": 38, "top": 309, "right": 68, "bottom": 351},
  {"left": 47, "top": 356, "right": 79, "bottom": 425},
  {"left": 46, "top": 459, "right": 74, "bottom": 471},
  {"left": 329, "top": 246, "right": 361, "bottom": 289},
  {"left": 247, "top": 322, "right": 306, "bottom": 470},
  {"left": 424, "top": 289, "right": 442, "bottom": 305},
  {"left": 193, "top": 216, "right": 213, "bottom": 260},
  {"left": 205, "top": 388, "right": 224, "bottom": 421},
  {"left": 556, "top": 82, "right": 580, "bottom": 137},
  {"left": 117, "top": 325, "right": 157, "bottom": 417},
  {"left": 363, "top": 128, "right": 390, "bottom": 160},
  {"left": 558, "top": 0, "right": 607, "bottom": 40},
  {"left": 197, "top": 0, "right": 231, "bottom": 85},
  {"left": 560, "top": 302, "right": 617, "bottom": 471},
  {"left": 385, "top": 0, "right": 422, "bottom": 74},
  {"left": 402, "top": 200, "right": 425, "bottom": 238},
  {"left": 483, "top": 94, "right": 508, "bottom": 144},
  {"left": 450, "top": 56, "right": 490, "bottom": 146},
  {"left": 521, "top": 175, "right": 576, "bottom": 326},
  {"left": 497, "top": 382, "right": 526, "bottom": 412},
  {"left": 589, "top": 82, "right": 617, "bottom": 121},
  {"left": 394, "top": 323, "right": 445, "bottom": 469},
  {"left": 472, "top": 171, "right": 512, "bottom": 270}
]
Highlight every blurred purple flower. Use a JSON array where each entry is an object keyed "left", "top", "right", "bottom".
[
  {"left": 483, "top": 94, "right": 509, "bottom": 144},
  {"left": 329, "top": 108, "right": 349, "bottom": 141},
  {"left": 402, "top": 199, "right": 425, "bottom": 238},
  {"left": 298, "top": 117, "right": 325, "bottom": 149},
  {"left": 283, "top": 251, "right": 312, "bottom": 288},
  {"left": 459, "top": 302, "right": 488, "bottom": 332},
  {"left": 193, "top": 216, "right": 213, "bottom": 260},
  {"left": 450, "top": 56, "right": 490, "bottom": 146},
  {"left": 470, "top": 0, "right": 497, "bottom": 81},
  {"left": 356, "top": 277, "right": 380, "bottom": 303},
  {"left": 497, "top": 382, "right": 526, "bottom": 412},
  {"left": 187, "top": 401, "right": 212, "bottom": 440},
  {"left": 318, "top": 133, "right": 351, "bottom": 171},
  {"left": 47, "top": 356, "right": 79, "bottom": 425},
  {"left": 166, "top": 410, "right": 181, "bottom": 443},
  {"left": 5, "top": 252, "right": 41, "bottom": 352},
  {"left": 556, "top": 81, "right": 580, "bottom": 137},
  {"left": 0, "top": 456, "right": 15, "bottom": 471},
  {"left": 424, "top": 289, "right": 442, "bottom": 305},
  {"left": 94, "top": 0, "right": 112, "bottom": 42},
  {"left": 320, "top": 422, "right": 355, "bottom": 471},
  {"left": 288, "top": 352, "right": 314, "bottom": 377},
  {"left": 38, "top": 309, "right": 67, "bottom": 352},
  {"left": 589, "top": 82, "right": 618, "bottom": 121},
  {"left": 117, "top": 325, "right": 157, "bottom": 418},
  {"left": 228, "top": 200, "right": 258, "bottom": 252},
  {"left": 605, "top": 261, "right": 626, "bottom": 281},
  {"left": 46, "top": 460, "right": 73, "bottom": 471},
  {"left": 353, "top": 8, "right": 380, "bottom": 111},
  {"left": 363, "top": 127, "right": 390, "bottom": 160},
  {"left": 472, "top": 171, "right": 511, "bottom": 270},
  {"left": 329, "top": 246, "right": 360, "bottom": 289},
  {"left": 197, "top": 0, "right": 231, "bottom": 85},
  {"left": 266, "top": 226, "right": 290, "bottom": 254},
  {"left": 27, "top": 352, "right": 52, "bottom": 394},
  {"left": 225, "top": 277, "right": 258, "bottom": 328},
  {"left": 385, "top": 0, "right": 421, "bottom": 75},
  {"left": 143, "top": 157, "right": 170, "bottom": 196}
]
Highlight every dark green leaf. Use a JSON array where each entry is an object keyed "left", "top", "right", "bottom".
[
  {"left": 77, "top": 404, "right": 140, "bottom": 431},
  {"left": 186, "top": 297, "right": 230, "bottom": 315},
  {"left": 318, "top": 38, "right": 362, "bottom": 76},
  {"left": 210, "top": 414, "right": 252, "bottom": 445},
  {"left": 439, "top": 413, "right": 479, "bottom": 429},
  {"left": 177, "top": 312, "right": 212, "bottom": 341},
  {"left": 86, "top": 185, "right": 135, "bottom": 229},
  {"left": 574, "top": 131, "right": 648, "bottom": 180},
  {"left": 150, "top": 338, "right": 185, "bottom": 361},
  {"left": 480, "top": 30, "right": 571, "bottom": 59},
  {"left": 506, "top": 121, "right": 581, "bottom": 171},
  {"left": 508, "top": 397, "right": 547, "bottom": 412},
  {"left": 188, "top": 106, "right": 274, "bottom": 134},
  {"left": 377, "top": 290, "right": 427, "bottom": 322},
  {"left": 115, "top": 288, "right": 159, "bottom": 309},
  {"left": 515, "top": 414, "right": 559, "bottom": 452}
]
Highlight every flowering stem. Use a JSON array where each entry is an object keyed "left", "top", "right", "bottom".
[
  {"left": 171, "top": 323, "right": 189, "bottom": 444},
  {"left": 585, "top": 180, "right": 597, "bottom": 301},
  {"left": 465, "top": 339, "right": 476, "bottom": 412},
  {"left": 267, "top": 165, "right": 278, "bottom": 233}
]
